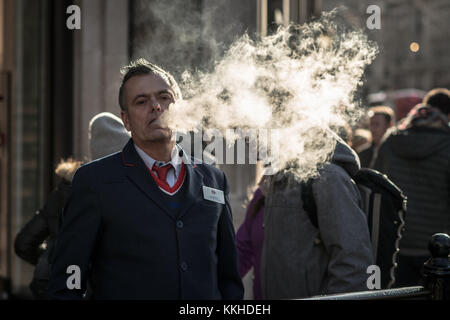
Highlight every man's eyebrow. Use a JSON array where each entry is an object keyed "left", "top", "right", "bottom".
[{"left": 157, "top": 89, "right": 174, "bottom": 96}]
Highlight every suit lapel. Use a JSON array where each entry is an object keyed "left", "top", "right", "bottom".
[
  {"left": 121, "top": 139, "right": 174, "bottom": 220},
  {"left": 177, "top": 161, "right": 204, "bottom": 219}
]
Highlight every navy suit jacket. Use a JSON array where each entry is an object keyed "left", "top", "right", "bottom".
[{"left": 48, "top": 139, "right": 244, "bottom": 300}]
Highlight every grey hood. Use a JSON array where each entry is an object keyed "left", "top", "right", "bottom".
[
  {"left": 330, "top": 135, "right": 361, "bottom": 178},
  {"left": 89, "top": 112, "right": 131, "bottom": 161}
]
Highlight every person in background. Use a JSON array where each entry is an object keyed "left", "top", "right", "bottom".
[
  {"left": 261, "top": 131, "right": 373, "bottom": 299},
  {"left": 14, "top": 112, "right": 131, "bottom": 299},
  {"left": 235, "top": 175, "right": 269, "bottom": 300},
  {"left": 358, "top": 106, "right": 395, "bottom": 168},
  {"left": 351, "top": 128, "right": 372, "bottom": 153},
  {"left": 88, "top": 112, "right": 131, "bottom": 161},
  {"left": 14, "top": 158, "right": 82, "bottom": 299},
  {"left": 373, "top": 88, "right": 450, "bottom": 287},
  {"left": 331, "top": 123, "right": 353, "bottom": 148}
]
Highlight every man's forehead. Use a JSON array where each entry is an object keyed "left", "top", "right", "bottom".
[{"left": 126, "top": 73, "right": 172, "bottom": 95}]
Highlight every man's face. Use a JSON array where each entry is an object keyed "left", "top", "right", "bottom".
[
  {"left": 121, "top": 73, "right": 175, "bottom": 146},
  {"left": 369, "top": 114, "right": 391, "bottom": 146}
]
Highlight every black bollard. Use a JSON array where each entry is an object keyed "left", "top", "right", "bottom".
[{"left": 421, "top": 233, "right": 450, "bottom": 300}]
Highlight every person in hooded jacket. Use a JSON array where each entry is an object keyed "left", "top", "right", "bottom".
[
  {"left": 373, "top": 88, "right": 450, "bottom": 287},
  {"left": 261, "top": 131, "right": 374, "bottom": 299},
  {"left": 14, "top": 112, "right": 130, "bottom": 299},
  {"left": 88, "top": 112, "right": 132, "bottom": 161},
  {"left": 14, "top": 158, "right": 82, "bottom": 299}
]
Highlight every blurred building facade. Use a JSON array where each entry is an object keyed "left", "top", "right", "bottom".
[
  {"left": 0, "top": 0, "right": 78, "bottom": 298},
  {"left": 322, "top": 0, "right": 450, "bottom": 92},
  {"left": 1, "top": 0, "right": 449, "bottom": 299}
]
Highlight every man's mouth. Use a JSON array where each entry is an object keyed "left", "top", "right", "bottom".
[
  {"left": 148, "top": 118, "right": 168, "bottom": 130},
  {"left": 148, "top": 118, "right": 159, "bottom": 126}
]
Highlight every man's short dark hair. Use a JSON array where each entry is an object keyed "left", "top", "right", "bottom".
[
  {"left": 423, "top": 88, "right": 450, "bottom": 116},
  {"left": 118, "top": 58, "right": 182, "bottom": 111}
]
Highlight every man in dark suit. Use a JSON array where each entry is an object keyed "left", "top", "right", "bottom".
[{"left": 48, "top": 59, "right": 244, "bottom": 300}]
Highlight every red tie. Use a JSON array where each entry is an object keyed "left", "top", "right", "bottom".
[{"left": 152, "top": 163, "right": 173, "bottom": 187}]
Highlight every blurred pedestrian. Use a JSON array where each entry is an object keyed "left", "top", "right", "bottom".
[
  {"left": 331, "top": 123, "right": 353, "bottom": 147},
  {"left": 358, "top": 106, "right": 395, "bottom": 168},
  {"left": 235, "top": 175, "right": 269, "bottom": 300},
  {"left": 14, "top": 112, "right": 131, "bottom": 300},
  {"left": 14, "top": 158, "right": 82, "bottom": 299},
  {"left": 352, "top": 128, "right": 372, "bottom": 153},
  {"left": 373, "top": 88, "right": 450, "bottom": 287},
  {"left": 261, "top": 131, "right": 373, "bottom": 299},
  {"left": 89, "top": 112, "right": 131, "bottom": 161}
]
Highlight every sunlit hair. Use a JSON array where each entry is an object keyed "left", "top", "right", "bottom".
[
  {"left": 118, "top": 58, "right": 182, "bottom": 111},
  {"left": 368, "top": 106, "right": 395, "bottom": 124},
  {"left": 423, "top": 88, "right": 450, "bottom": 116},
  {"left": 55, "top": 158, "right": 83, "bottom": 182}
]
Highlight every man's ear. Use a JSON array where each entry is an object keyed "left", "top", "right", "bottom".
[{"left": 121, "top": 110, "right": 131, "bottom": 132}]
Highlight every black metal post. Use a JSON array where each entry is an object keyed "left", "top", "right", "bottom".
[{"left": 421, "top": 233, "right": 450, "bottom": 300}]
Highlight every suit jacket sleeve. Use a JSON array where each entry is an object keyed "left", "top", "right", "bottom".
[
  {"left": 48, "top": 167, "right": 102, "bottom": 300},
  {"left": 216, "top": 172, "right": 244, "bottom": 300},
  {"left": 313, "top": 166, "right": 374, "bottom": 294}
]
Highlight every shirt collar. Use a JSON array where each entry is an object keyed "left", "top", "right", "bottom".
[{"left": 134, "top": 143, "right": 183, "bottom": 178}]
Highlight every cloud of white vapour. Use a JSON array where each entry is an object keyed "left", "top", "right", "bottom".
[
  {"left": 165, "top": 10, "right": 378, "bottom": 181},
  {"left": 132, "top": 0, "right": 251, "bottom": 77}
]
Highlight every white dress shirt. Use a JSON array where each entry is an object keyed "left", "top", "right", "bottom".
[{"left": 134, "top": 144, "right": 184, "bottom": 188}]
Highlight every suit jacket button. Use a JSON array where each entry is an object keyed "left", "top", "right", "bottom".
[
  {"left": 176, "top": 220, "right": 184, "bottom": 229},
  {"left": 181, "top": 262, "right": 188, "bottom": 272}
]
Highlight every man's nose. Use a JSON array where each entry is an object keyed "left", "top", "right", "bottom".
[{"left": 150, "top": 98, "right": 162, "bottom": 112}]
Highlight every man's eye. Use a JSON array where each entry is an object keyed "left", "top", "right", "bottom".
[
  {"left": 160, "top": 95, "right": 172, "bottom": 101},
  {"left": 136, "top": 99, "right": 146, "bottom": 105}
]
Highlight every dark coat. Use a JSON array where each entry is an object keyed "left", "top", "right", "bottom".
[
  {"left": 357, "top": 143, "right": 376, "bottom": 168},
  {"left": 261, "top": 140, "right": 373, "bottom": 299},
  {"left": 48, "top": 139, "right": 244, "bottom": 300},
  {"left": 373, "top": 126, "right": 450, "bottom": 256},
  {"left": 14, "top": 181, "right": 69, "bottom": 266},
  {"left": 14, "top": 180, "right": 71, "bottom": 299}
]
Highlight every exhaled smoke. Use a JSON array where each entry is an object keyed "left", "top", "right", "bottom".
[
  {"left": 166, "top": 9, "right": 378, "bottom": 181},
  {"left": 132, "top": 0, "right": 249, "bottom": 77}
]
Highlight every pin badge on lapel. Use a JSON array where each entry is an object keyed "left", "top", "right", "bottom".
[{"left": 202, "top": 186, "right": 225, "bottom": 204}]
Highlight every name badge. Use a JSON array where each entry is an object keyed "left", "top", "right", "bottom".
[{"left": 203, "top": 186, "right": 225, "bottom": 205}]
